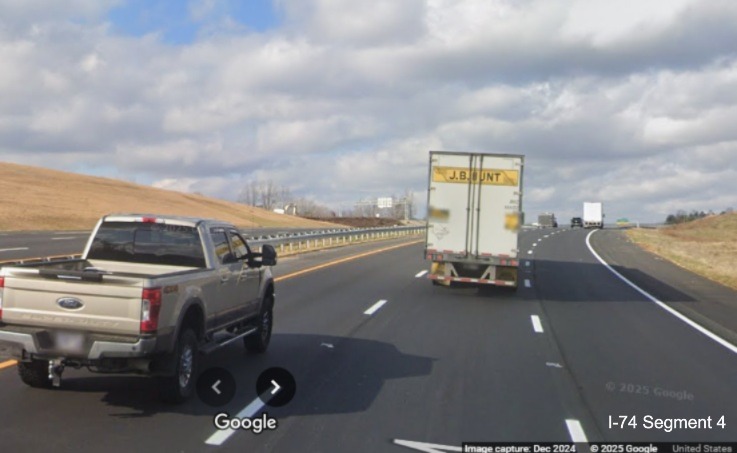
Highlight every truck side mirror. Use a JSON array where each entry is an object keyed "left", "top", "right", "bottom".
[{"left": 261, "top": 244, "right": 277, "bottom": 266}]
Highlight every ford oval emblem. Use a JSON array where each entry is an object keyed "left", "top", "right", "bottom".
[{"left": 57, "top": 297, "right": 84, "bottom": 310}]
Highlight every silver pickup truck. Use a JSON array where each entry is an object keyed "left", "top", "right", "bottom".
[{"left": 0, "top": 214, "right": 277, "bottom": 403}]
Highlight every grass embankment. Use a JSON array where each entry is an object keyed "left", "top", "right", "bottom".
[
  {"left": 626, "top": 213, "right": 737, "bottom": 290},
  {"left": 0, "top": 162, "right": 338, "bottom": 231}
]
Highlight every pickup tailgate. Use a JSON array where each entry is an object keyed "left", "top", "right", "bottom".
[{"left": 2, "top": 270, "right": 144, "bottom": 336}]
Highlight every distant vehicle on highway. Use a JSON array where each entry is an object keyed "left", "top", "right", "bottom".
[
  {"left": 0, "top": 214, "right": 277, "bottom": 403},
  {"left": 570, "top": 217, "right": 583, "bottom": 228},
  {"left": 425, "top": 151, "right": 524, "bottom": 288},
  {"left": 583, "top": 201, "right": 604, "bottom": 229},
  {"left": 538, "top": 212, "right": 558, "bottom": 228}
]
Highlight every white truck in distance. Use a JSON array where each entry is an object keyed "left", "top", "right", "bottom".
[
  {"left": 425, "top": 151, "right": 524, "bottom": 288},
  {"left": 583, "top": 202, "right": 604, "bottom": 229}
]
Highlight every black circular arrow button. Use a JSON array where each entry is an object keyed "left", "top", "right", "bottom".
[
  {"left": 197, "top": 367, "right": 236, "bottom": 407},
  {"left": 256, "top": 367, "right": 296, "bottom": 407}
]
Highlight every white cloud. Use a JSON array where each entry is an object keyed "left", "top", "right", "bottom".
[
  {"left": 0, "top": 0, "right": 736, "bottom": 222},
  {"left": 528, "top": 187, "right": 556, "bottom": 203},
  {"left": 562, "top": 0, "right": 697, "bottom": 47},
  {"left": 278, "top": 0, "right": 426, "bottom": 46}
]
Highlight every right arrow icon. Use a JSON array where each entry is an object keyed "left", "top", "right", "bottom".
[{"left": 256, "top": 367, "right": 296, "bottom": 407}]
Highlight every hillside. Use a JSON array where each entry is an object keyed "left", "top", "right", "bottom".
[
  {"left": 626, "top": 213, "right": 737, "bottom": 290},
  {"left": 0, "top": 162, "right": 338, "bottom": 231}
]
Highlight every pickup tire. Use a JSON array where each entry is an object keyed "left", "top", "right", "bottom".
[
  {"left": 159, "top": 328, "right": 198, "bottom": 403},
  {"left": 18, "top": 359, "right": 53, "bottom": 389},
  {"left": 244, "top": 296, "right": 273, "bottom": 353}
]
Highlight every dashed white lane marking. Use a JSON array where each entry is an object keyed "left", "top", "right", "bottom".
[
  {"left": 415, "top": 270, "right": 428, "bottom": 278},
  {"left": 527, "top": 250, "right": 533, "bottom": 254},
  {"left": 0, "top": 247, "right": 29, "bottom": 253},
  {"left": 532, "top": 243, "right": 538, "bottom": 247},
  {"left": 364, "top": 299, "right": 388, "bottom": 315},
  {"left": 524, "top": 279, "right": 531, "bottom": 288},
  {"left": 394, "top": 439, "right": 462, "bottom": 452},
  {"left": 531, "top": 315, "right": 544, "bottom": 333},
  {"left": 565, "top": 419, "right": 588, "bottom": 443},
  {"left": 586, "top": 230, "right": 737, "bottom": 355},
  {"left": 525, "top": 261, "right": 530, "bottom": 267}
]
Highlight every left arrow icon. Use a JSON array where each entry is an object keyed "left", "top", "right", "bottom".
[{"left": 197, "top": 368, "right": 236, "bottom": 407}]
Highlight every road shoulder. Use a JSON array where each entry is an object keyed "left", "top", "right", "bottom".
[{"left": 590, "top": 229, "right": 737, "bottom": 347}]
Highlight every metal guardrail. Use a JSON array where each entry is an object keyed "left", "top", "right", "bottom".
[
  {"left": 0, "top": 226, "right": 427, "bottom": 266},
  {"left": 247, "top": 225, "right": 426, "bottom": 254}
]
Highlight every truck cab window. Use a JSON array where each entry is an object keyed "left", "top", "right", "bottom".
[
  {"left": 210, "top": 230, "right": 234, "bottom": 264},
  {"left": 227, "top": 230, "right": 249, "bottom": 260}
]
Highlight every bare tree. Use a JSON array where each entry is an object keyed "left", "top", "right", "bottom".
[
  {"left": 239, "top": 180, "right": 292, "bottom": 210},
  {"left": 238, "top": 181, "right": 260, "bottom": 206},
  {"left": 293, "top": 198, "right": 333, "bottom": 218}
]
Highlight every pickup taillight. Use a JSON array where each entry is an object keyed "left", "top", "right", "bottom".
[
  {"left": 0, "top": 276, "right": 4, "bottom": 320},
  {"left": 140, "top": 288, "right": 162, "bottom": 333}
]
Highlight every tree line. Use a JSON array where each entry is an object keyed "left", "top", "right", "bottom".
[
  {"left": 665, "top": 207, "right": 733, "bottom": 225},
  {"left": 238, "top": 180, "right": 335, "bottom": 218},
  {"left": 238, "top": 180, "right": 415, "bottom": 219}
]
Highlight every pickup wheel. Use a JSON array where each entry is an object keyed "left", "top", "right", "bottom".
[
  {"left": 159, "top": 328, "right": 198, "bottom": 403},
  {"left": 18, "top": 359, "right": 53, "bottom": 389},
  {"left": 244, "top": 298, "right": 273, "bottom": 354}
]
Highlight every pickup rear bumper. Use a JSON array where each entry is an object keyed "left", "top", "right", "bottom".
[{"left": 0, "top": 326, "right": 157, "bottom": 360}]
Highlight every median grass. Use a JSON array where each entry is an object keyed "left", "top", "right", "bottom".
[
  {"left": 626, "top": 213, "right": 737, "bottom": 290},
  {"left": 0, "top": 162, "right": 338, "bottom": 231}
]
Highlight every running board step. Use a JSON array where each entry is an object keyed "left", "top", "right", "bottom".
[{"left": 200, "top": 327, "right": 258, "bottom": 355}]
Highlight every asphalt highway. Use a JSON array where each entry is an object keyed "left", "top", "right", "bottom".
[{"left": 0, "top": 228, "right": 735, "bottom": 452}]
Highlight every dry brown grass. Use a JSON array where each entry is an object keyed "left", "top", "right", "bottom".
[
  {"left": 626, "top": 213, "right": 737, "bottom": 290},
  {"left": 0, "top": 162, "right": 339, "bottom": 231}
]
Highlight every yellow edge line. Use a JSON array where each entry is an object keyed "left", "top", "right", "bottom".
[
  {"left": 275, "top": 239, "right": 423, "bottom": 282},
  {"left": 0, "top": 239, "right": 422, "bottom": 371},
  {"left": 0, "top": 360, "right": 18, "bottom": 370}
]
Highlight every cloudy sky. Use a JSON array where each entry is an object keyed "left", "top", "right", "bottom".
[{"left": 1, "top": 0, "right": 736, "bottom": 223}]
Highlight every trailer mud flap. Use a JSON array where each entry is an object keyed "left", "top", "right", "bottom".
[
  {"left": 495, "top": 266, "right": 518, "bottom": 286},
  {"left": 429, "top": 262, "right": 450, "bottom": 286}
]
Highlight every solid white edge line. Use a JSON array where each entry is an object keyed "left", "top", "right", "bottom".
[
  {"left": 415, "top": 270, "right": 429, "bottom": 278},
  {"left": 531, "top": 315, "right": 544, "bottom": 333},
  {"left": 524, "top": 279, "right": 531, "bottom": 288},
  {"left": 51, "top": 237, "right": 75, "bottom": 240},
  {"left": 205, "top": 388, "right": 276, "bottom": 446},
  {"left": 364, "top": 299, "right": 388, "bottom": 315},
  {"left": 565, "top": 419, "right": 588, "bottom": 443},
  {"left": 586, "top": 230, "right": 737, "bottom": 355}
]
